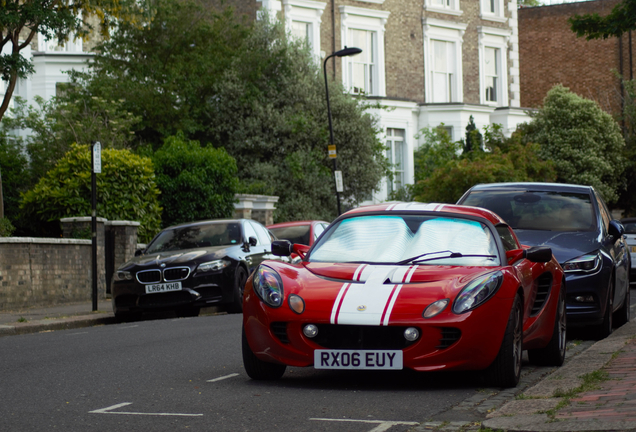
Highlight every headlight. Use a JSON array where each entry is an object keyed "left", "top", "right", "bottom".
[
  {"left": 253, "top": 265, "right": 284, "bottom": 308},
  {"left": 562, "top": 253, "right": 600, "bottom": 272},
  {"left": 452, "top": 271, "right": 503, "bottom": 314},
  {"left": 115, "top": 271, "right": 132, "bottom": 281},
  {"left": 197, "top": 259, "right": 230, "bottom": 273}
]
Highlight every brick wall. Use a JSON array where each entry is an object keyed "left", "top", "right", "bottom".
[
  {"left": 519, "top": 0, "right": 634, "bottom": 112},
  {"left": 0, "top": 238, "right": 95, "bottom": 310}
]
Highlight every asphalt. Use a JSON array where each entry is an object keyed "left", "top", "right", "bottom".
[{"left": 1, "top": 301, "right": 636, "bottom": 431}]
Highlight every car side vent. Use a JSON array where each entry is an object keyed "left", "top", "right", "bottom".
[
  {"left": 271, "top": 322, "right": 289, "bottom": 344},
  {"left": 437, "top": 327, "right": 461, "bottom": 349},
  {"left": 531, "top": 273, "right": 553, "bottom": 316}
]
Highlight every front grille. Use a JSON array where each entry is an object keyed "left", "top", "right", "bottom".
[
  {"left": 163, "top": 267, "right": 190, "bottom": 282},
  {"left": 531, "top": 273, "right": 553, "bottom": 316},
  {"left": 437, "top": 327, "right": 461, "bottom": 349},
  {"left": 312, "top": 324, "right": 417, "bottom": 350},
  {"left": 137, "top": 269, "right": 161, "bottom": 283},
  {"left": 271, "top": 322, "right": 289, "bottom": 343},
  {"left": 138, "top": 291, "right": 192, "bottom": 308}
]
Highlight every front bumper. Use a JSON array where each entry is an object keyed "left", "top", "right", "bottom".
[
  {"left": 563, "top": 267, "right": 611, "bottom": 327},
  {"left": 243, "top": 293, "right": 514, "bottom": 373}
]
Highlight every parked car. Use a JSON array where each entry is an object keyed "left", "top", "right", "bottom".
[
  {"left": 111, "top": 219, "right": 281, "bottom": 319},
  {"left": 620, "top": 217, "right": 636, "bottom": 284},
  {"left": 242, "top": 203, "right": 566, "bottom": 388},
  {"left": 267, "top": 220, "right": 330, "bottom": 247},
  {"left": 457, "top": 182, "right": 631, "bottom": 339}
]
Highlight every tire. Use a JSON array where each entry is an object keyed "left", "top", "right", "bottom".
[
  {"left": 613, "top": 282, "right": 631, "bottom": 328},
  {"left": 484, "top": 293, "right": 523, "bottom": 388},
  {"left": 227, "top": 266, "right": 248, "bottom": 314},
  {"left": 176, "top": 307, "right": 200, "bottom": 318},
  {"left": 594, "top": 279, "right": 614, "bottom": 340},
  {"left": 242, "top": 327, "right": 286, "bottom": 380},
  {"left": 528, "top": 286, "right": 566, "bottom": 366}
]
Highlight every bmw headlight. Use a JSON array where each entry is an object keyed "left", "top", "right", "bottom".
[
  {"left": 452, "top": 271, "right": 503, "bottom": 314},
  {"left": 562, "top": 253, "right": 600, "bottom": 273},
  {"left": 253, "top": 265, "right": 284, "bottom": 308},
  {"left": 197, "top": 259, "right": 230, "bottom": 273},
  {"left": 115, "top": 270, "right": 132, "bottom": 281}
]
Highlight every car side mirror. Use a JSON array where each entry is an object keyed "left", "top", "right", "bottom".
[
  {"left": 134, "top": 248, "right": 145, "bottom": 257},
  {"left": 524, "top": 246, "right": 553, "bottom": 263},
  {"left": 609, "top": 220, "right": 624, "bottom": 239},
  {"left": 272, "top": 240, "right": 293, "bottom": 257},
  {"left": 249, "top": 236, "right": 258, "bottom": 247}
]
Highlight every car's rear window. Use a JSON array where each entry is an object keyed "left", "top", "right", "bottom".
[
  {"left": 146, "top": 222, "right": 242, "bottom": 252},
  {"left": 623, "top": 222, "right": 636, "bottom": 234},
  {"left": 461, "top": 190, "right": 595, "bottom": 232},
  {"left": 269, "top": 225, "right": 311, "bottom": 245}
]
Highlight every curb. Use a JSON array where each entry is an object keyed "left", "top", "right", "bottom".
[{"left": 0, "top": 314, "right": 118, "bottom": 337}]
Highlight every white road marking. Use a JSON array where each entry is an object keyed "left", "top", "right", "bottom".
[
  {"left": 207, "top": 373, "right": 239, "bottom": 382},
  {"left": 66, "top": 332, "right": 88, "bottom": 336},
  {"left": 89, "top": 402, "right": 203, "bottom": 417},
  {"left": 310, "top": 418, "right": 419, "bottom": 432},
  {"left": 117, "top": 325, "right": 139, "bottom": 330}
]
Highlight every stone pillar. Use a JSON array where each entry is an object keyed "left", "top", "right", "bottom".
[
  {"left": 105, "top": 221, "right": 140, "bottom": 292},
  {"left": 253, "top": 195, "right": 279, "bottom": 226},
  {"left": 60, "top": 216, "right": 107, "bottom": 300}
]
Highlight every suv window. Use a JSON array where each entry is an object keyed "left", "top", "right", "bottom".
[
  {"left": 251, "top": 221, "right": 272, "bottom": 246},
  {"left": 461, "top": 189, "right": 596, "bottom": 232},
  {"left": 243, "top": 221, "right": 258, "bottom": 244}
]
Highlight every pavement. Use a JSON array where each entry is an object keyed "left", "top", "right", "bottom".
[{"left": 1, "top": 301, "right": 636, "bottom": 431}]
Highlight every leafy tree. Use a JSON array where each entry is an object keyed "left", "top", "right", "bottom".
[
  {"left": 77, "top": 0, "right": 250, "bottom": 146},
  {"left": 205, "top": 19, "right": 388, "bottom": 221},
  {"left": 0, "top": 0, "right": 151, "bottom": 122},
  {"left": 570, "top": 0, "right": 636, "bottom": 40},
  {"left": 2, "top": 93, "right": 140, "bottom": 185},
  {"left": 0, "top": 134, "right": 28, "bottom": 232},
  {"left": 412, "top": 124, "right": 556, "bottom": 204},
  {"left": 153, "top": 134, "right": 240, "bottom": 228},
  {"left": 518, "top": 0, "right": 541, "bottom": 7},
  {"left": 462, "top": 115, "right": 484, "bottom": 155},
  {"left": 20, "top": 144, "right": 161, "bottom": 242},
  {"left": 525, "top": 85, "right": 626, "bottom": 202}
]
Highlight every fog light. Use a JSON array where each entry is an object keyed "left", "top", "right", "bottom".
[
  {"left": 289, "top": 294, "right": 305, "bottom": 314},
  {"left": 575, "top": 295, "right": 595, "bottom": 303},
  {"left": 404, "top": 327, "right": 420, "bottom": 342},
  {"left": 303, "top": 324, "right": 318, "bottom": 338}
]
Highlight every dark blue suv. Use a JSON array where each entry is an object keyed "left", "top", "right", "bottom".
[{"left": 458, "top": 182, "right": 631, "bottom": 339}]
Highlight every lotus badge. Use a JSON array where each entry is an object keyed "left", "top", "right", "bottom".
[{"left": 357, "top": 305, "right": 367, "bottom": 312}]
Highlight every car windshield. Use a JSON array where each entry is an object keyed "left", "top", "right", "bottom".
[
  {"left": 623, "top": 222, "right": 636, "bottom": 235},
  {"left": 146, "top": 222, "right": 241, "bottom": 253},
  {"left": 308, "top": 215, "right": 500, "bottom": 266},
  {"left": 269, "top": 225, "right": 311, "bottom": 245},
  {"left": 462, "top": 190, "right": 596, "bottom": 232}
]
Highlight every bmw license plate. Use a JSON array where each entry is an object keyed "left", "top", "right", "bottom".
[
  {"left": 314, "top": 349, "right": 403, "bottom": 370},
  {"left": 145, "top": 282, "right": 182, "bottom": 294}
]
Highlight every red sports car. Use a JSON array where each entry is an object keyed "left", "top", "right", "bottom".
[
  {"left": 267, "top": 220, "right": 330, "bottom": 247},
  {"left": 242, "top": 203, "right": 566, "bottom": 388}
]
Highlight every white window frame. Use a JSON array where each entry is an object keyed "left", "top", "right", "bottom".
[
  {"left": 339, "top": 6, "right": 390, "bottom": 97},
  {"left": 480, "top": 0, "right": 507, "bottom": 23},
  {"left": 423, "top": 0, "right": 463, "bottom": 16},
  {"left": 386, "top": 128, "right": 406, "bottom": 193},
  {"left": 283, "top": 0, "right": 326, "bottom": 61},
  {"left": 423, "top": 18, "right": 467, "bottom": 104},
  {"left": 478, "top": 26, "right": 510, "bottom": 106}
]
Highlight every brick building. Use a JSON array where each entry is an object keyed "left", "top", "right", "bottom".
[
  {"left": 518, "top": 0, "right": 635, "bottom": 115},
  {"left": 218, "top": 0, "right": 533, "bottom": 203}
]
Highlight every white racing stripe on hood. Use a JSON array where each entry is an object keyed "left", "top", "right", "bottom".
[{"left": 330, "top": 265, "right": 418, "bottom": 326}]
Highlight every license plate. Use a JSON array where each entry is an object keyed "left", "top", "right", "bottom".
[
  {"left": 632, "top": 246, "right": 636, "bottom": 253},
  {"left": 145, "top": 282, "right": 182, "bottom": 294},
  {"left": 314, "top": 350, "right": 403, "bottom": 370}
]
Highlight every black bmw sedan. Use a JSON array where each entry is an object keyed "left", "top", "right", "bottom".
[
  {"left": 458, "top": 182, "right": 631, "bottom": 339},
  {"left": 111, "top": 219, "right": 281, "bottom": 319}
]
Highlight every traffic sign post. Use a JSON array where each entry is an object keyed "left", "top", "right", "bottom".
[{"left": 91, "top": 142, "right": 101, "bottom": 312}]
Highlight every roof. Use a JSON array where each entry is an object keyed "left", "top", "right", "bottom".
[
  {"left": 267, "top": 220, "right": 328, "bottom": 229},
  {"left": 342, "top": 202, "right": 505, "bottom": 226}
]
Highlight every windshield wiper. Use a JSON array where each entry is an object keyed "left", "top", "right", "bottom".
[{"left": 397, "top": 250, "right": 497, "bottom": 265}]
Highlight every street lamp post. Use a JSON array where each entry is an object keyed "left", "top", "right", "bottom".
[{"left": 323, "top": 46, "right": 362, "bottom": 216}]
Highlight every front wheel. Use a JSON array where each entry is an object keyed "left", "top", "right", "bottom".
[
  {"left": 594, "top": 279, "right": 614, "bottom": 340},
  {"left": 227, "top": 266, "right": 247, "bottom": 314},
  {"left": 613, "top": 283, "right": 631, "bottom": 328},
  {"left": 242, "top": 327, "right": 286, "bottom": 380},
  {"left": 528, "top": 286, "right": 566, "bottom": 366},
  {"left": 484, "top": 293, "right": 523, "bottom": 388}
]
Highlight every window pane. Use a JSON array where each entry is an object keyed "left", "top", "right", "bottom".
[{"left": 291, "top": 21, "right": 309, "bottom": 43}]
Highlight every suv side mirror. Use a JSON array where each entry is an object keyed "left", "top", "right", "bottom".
[
  {"left": 609, "top": 220, "right": 624, "bottom": 239},
  {"left": 134, "top": 248, "right": 145, "bottom": 257},
  {"left": 249, "top": 236, "right": 258, "bottom": 247},
  {"left": 271, "top": 240, "right": 293, "bottom": 257}
]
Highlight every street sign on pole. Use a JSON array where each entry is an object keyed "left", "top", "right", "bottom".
[
  {"left": 334, "top": 170, "right": 344, "bottom": 193},
  {"left": 328, "top": 144, "right": 337, "bottom": 159},
  {"left": 93, "top": 142, "right": 101, "bottom": 173}
]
